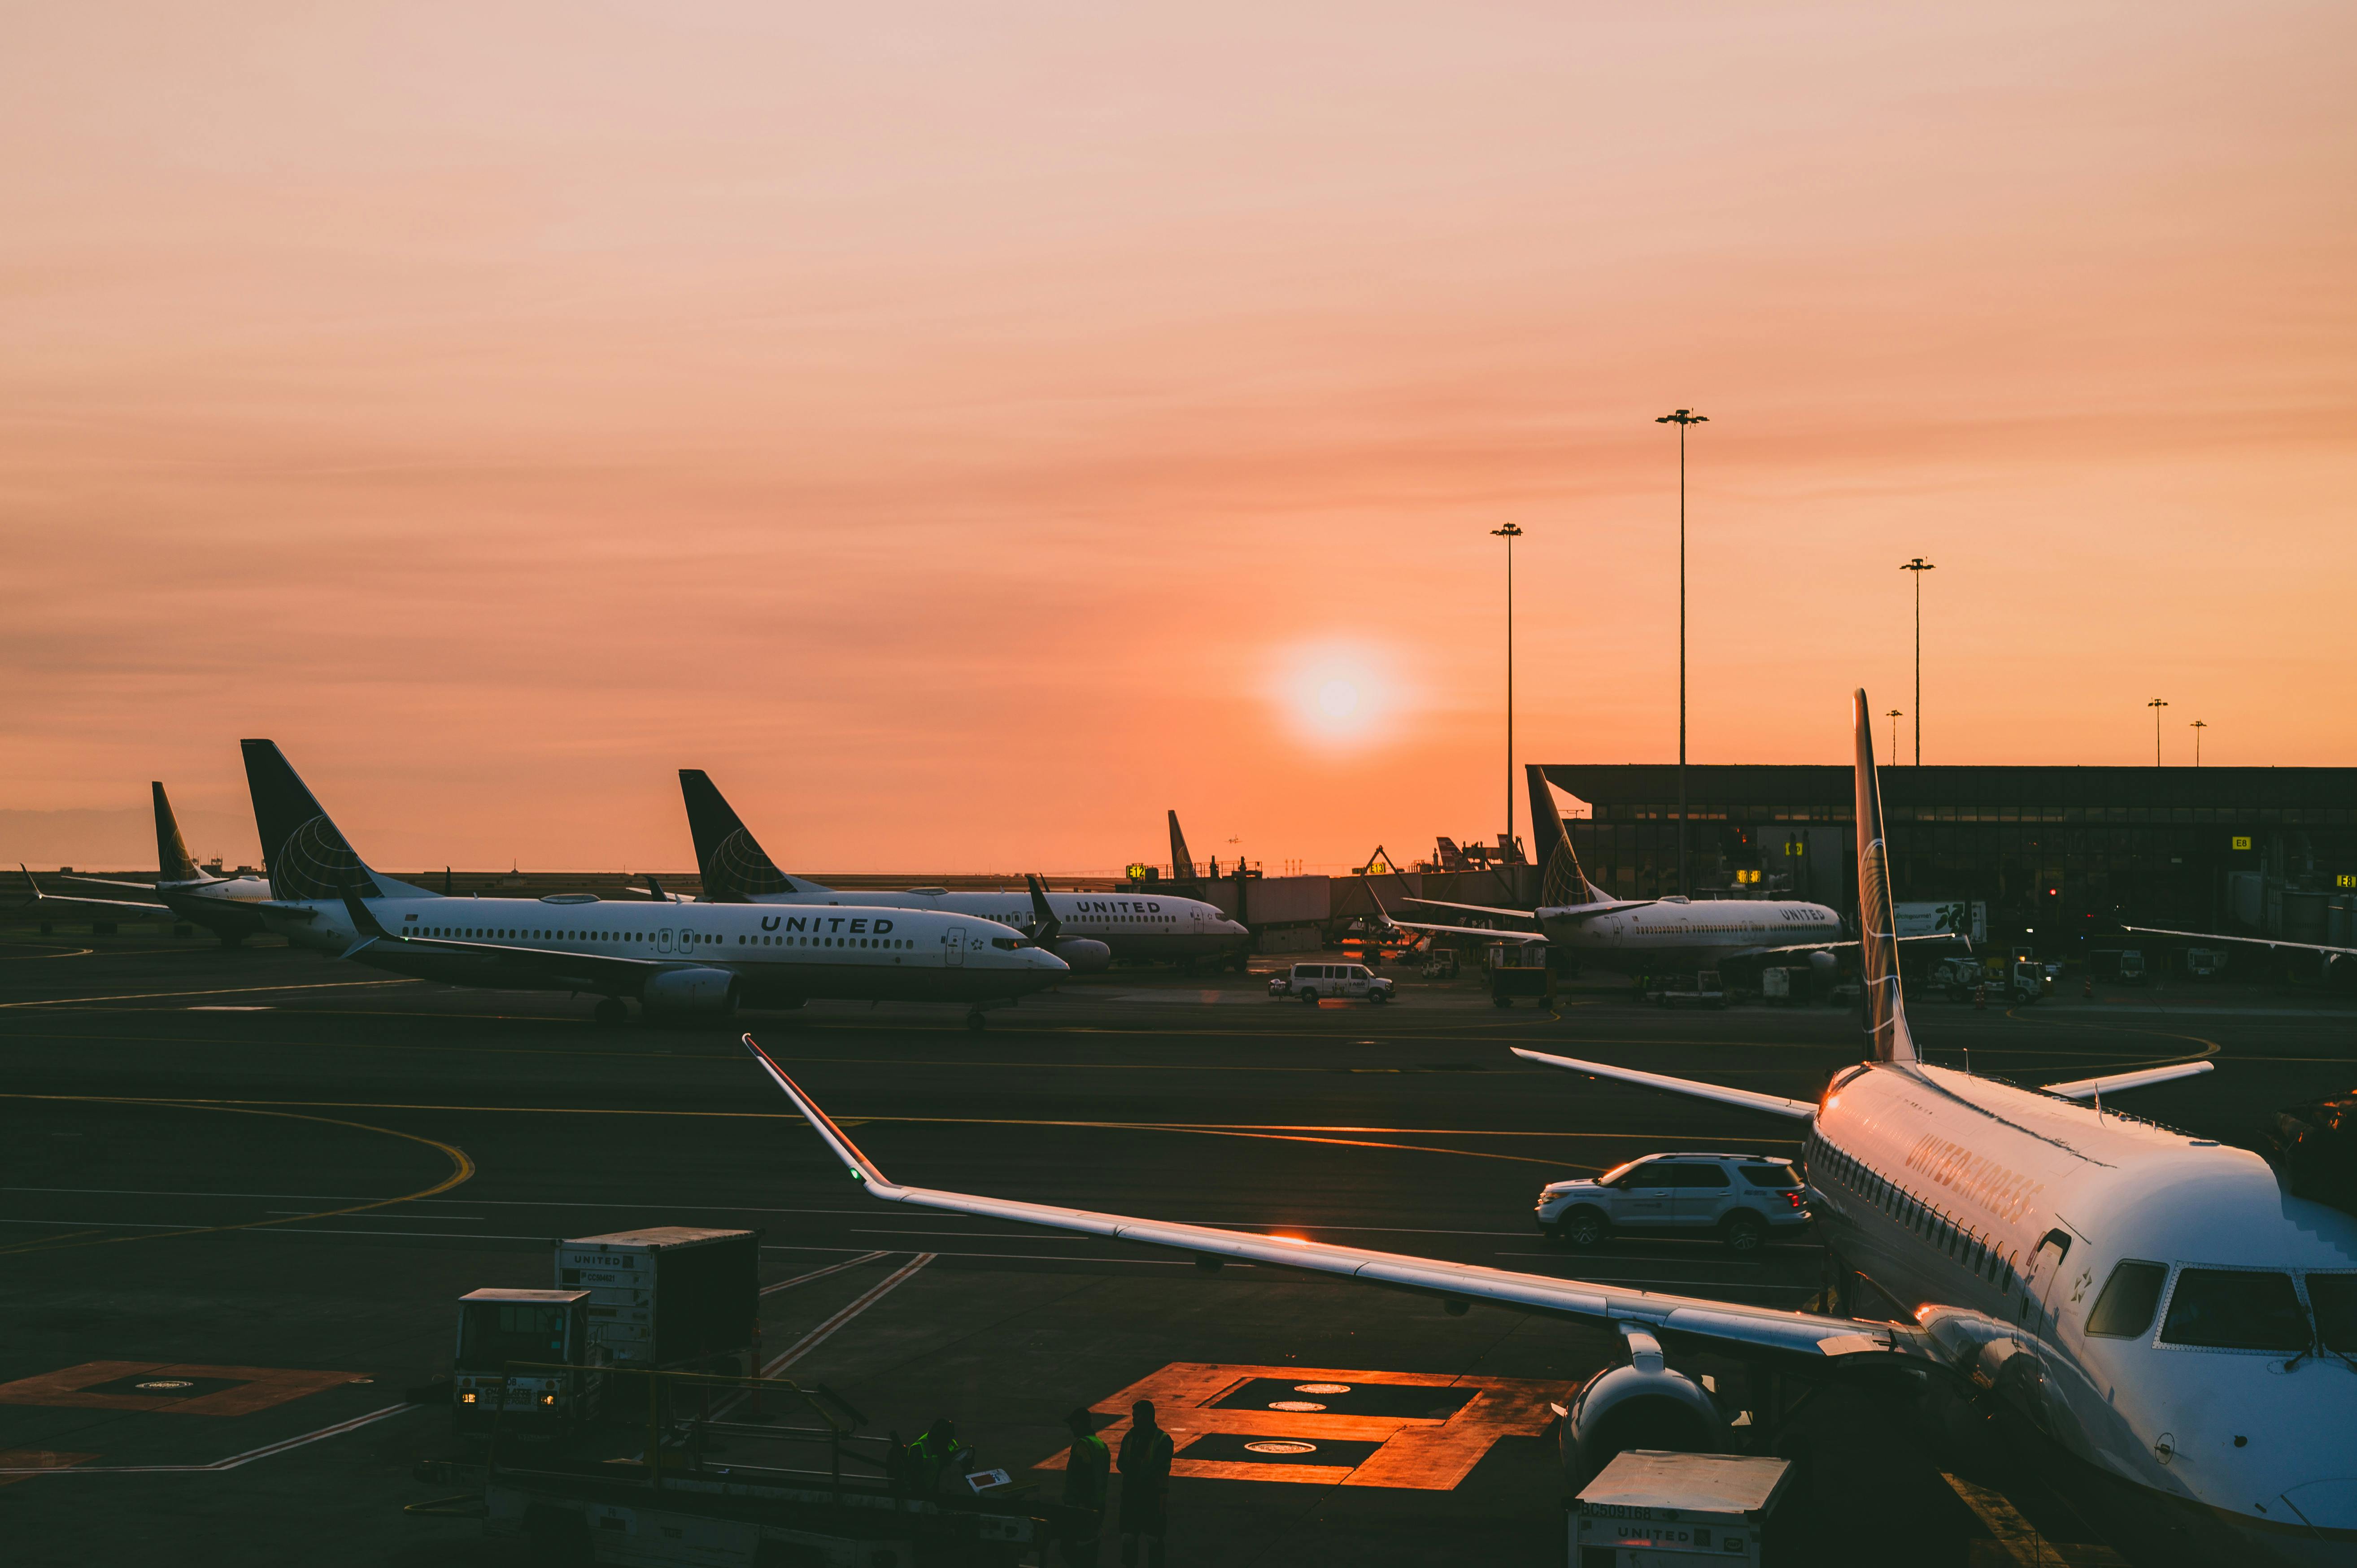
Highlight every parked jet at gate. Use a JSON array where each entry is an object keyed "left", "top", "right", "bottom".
[
  {"left": 673, "top": 771, "right": 1248, "bottom": 972},
  {"left": 747, "top": 695, "right": 2356, "bottom": 1565},
  {"left": 241, "top": 743, "right": 1064, "bottom": 1028},
  {"left": 19, "top": 782, "right": 273, "bottom": 945},
  {"left": 1372, "top": 767, "right": 1957, "bottom": 976}
]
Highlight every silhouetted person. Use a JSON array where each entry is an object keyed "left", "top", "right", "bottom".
[
  {"left": 907, "top": 1416, "right": 971, "bottom": 1498},
  {"left": 1055, "top": 1407, "right": 1110, "bottom": 1565},
  {"left": 1115, "top": 1399, "right": 1174, "bottom": 1567}
]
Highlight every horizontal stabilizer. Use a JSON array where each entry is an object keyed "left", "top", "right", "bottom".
[
  {"left": 2042, "top": 1061, "right": 2214, "bottom": 1100},
  {"left": 1512, "top": 1047, "right": 1817, "bottom": 1121}
]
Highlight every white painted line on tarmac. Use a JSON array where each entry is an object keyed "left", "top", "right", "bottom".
[
  {"left": 762, "top": 1253, "right": 937, "bottom": 1376},
  {"left": 0, "top": 979, "right": 419, "bottom": 1010},
  {"left": 761, "top": 1251, "right": 889, "bottom": 1296},
  {"left": 0, "top": 1403, "right": 418, "bottom": 1475}
]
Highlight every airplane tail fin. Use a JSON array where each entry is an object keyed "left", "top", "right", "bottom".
[
  {"left": 1852, "top": 691, "right": 1916, "bottom": 1065},
  {"left": 678, "top": 770, "right": 798, "bottom": 900},
  {"left": 1526, "top": 764, "right": 1606, "bottom": 907},
  {"left": 239, "top": 741, "right": 382, "bottom": 901},
  {"left": 1168, "top": 810, "right": 1197, "bottom": 883},
  {"left": 152, "top": 782, "right": 200, "bottom": 883}
]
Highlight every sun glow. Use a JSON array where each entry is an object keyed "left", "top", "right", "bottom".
[{"left": 1272, "top": 642, "right": 1404, "bottom": 749}]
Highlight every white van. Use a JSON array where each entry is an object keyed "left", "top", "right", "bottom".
[{"left": 1269, "top": 962, "right": 1394, "bottom": 1005}]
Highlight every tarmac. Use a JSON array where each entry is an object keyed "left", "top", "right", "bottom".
[{"left": 2, "top": 920, "right": 2352, "bottom": 1566}]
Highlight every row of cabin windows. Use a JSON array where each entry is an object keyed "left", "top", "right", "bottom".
[
  {"left": 416, "top": 925, "right": 913, "bottom": 952},
  {"left": 1809, "top": 1132, "right": 2019, "bottom": 1293}
]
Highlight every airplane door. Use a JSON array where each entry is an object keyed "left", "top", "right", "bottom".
[
  {"left": 944, "top": 925, "right": 964, "bottom": 967},
  {"left": 657, "top": 928, "right": 674, "bottom": 954},
  {"left": 2020, "top": 1227, "right": 2076, "bottom": 1428}
]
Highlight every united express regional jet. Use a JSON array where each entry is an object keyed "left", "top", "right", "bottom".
[
  {"left": 747, "top": 694, "right": 2356, "bottom": 1564},
  {"left": 672, "top": 770, "right": 1249, "bottom": 973},
  {"left": 241, "top": 743, "right": 1064, "bottom": 1028}
]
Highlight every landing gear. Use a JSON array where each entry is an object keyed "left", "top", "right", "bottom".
[
  {"left": 593, "top": 997, "right": 627, "bottom": 1027},
  {"left": 965, "top": 1007, "right": 988, "bottom": 1032}
]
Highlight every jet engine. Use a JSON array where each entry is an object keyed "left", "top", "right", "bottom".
[
  {"left": 1808, "top": 949, "right": 1839, "bottom": 973},
  {"left": 641, "top": 967, "right": 740, "bottom": 1019},
  {"left": 1052, "top": 937, "right": 1112, "bottom": 973},
  {"left": 1561, "top": 1325, "right": 1726, "bottom": 1490}
]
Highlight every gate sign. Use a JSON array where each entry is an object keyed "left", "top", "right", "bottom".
[{"left": 2231, "top": 836, "right": 2252, "bottom": 851}]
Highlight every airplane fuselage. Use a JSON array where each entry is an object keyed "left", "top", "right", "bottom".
[
  {"left": 1807, "top": 1062, "right": 2357, "bottom": 1561},
  {"left": 743, "top": 888, "right": 1248, "bottom": 964},
  {"left": 264, "top": 894, "right": 1067, "bottom": 1006},
  {"left": 1539, "top": 896, "right": 1842, "bottom": 972}
]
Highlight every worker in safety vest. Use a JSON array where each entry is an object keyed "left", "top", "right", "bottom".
[
  {"left": 1115, "top": 1399, "right": 1174, "bottom": 1567},
  {"left": 1055, "top": 1407, "right": 1111, "bottom": 1566},
  {"left": 906, "top": 1416, "right": 971, "bottom": 1498}
]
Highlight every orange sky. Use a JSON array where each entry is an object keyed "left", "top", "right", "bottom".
[{"left": 4, "top": 4, "right": 2352, "bottom": 872}]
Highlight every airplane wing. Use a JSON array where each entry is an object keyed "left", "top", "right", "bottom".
[
  {"left": 63, "top": 873, "right": 214, "bottom": 893},
  {"left": 1511, "top": 1047, "right": 1818, "bottom": 1120},
  {"left": 1403, "top": 897, "right": 1540, "bottom": 922},
  {"left": 1405, "top": 896, "right": 1656, "bottom": 922},
  {"left": 2125, "top": 924, "right": 2357, "bottom": 960},
  {"left": 2042, "top": 1062, "right": 2214, "bottom": 1100},
  {"left": 1381, "top": 915, "right": 1550, "bottom": 945},
  {"left": 741, "top": 1036, "right": 1931, "bottom": 1368},
  {"left": 18, "top": 864, "right": 168, "bottom": 915},
  {"left": 1746, "top": 932, "right": 1970, "bottom": 958},
  {"left": 334, "top": 891, "right": 675, "bottom": 986}
]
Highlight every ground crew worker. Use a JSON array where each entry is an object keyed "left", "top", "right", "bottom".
[
  {"left": 1115, "top": 1398, "right": 1174, "bottom": 1567},
  {"left": 906, "top": 1416, "right": 970, "bottom": 1499},
  {"left": 1055, "top": 1407, "right": 1111, "bottom": 1566}
]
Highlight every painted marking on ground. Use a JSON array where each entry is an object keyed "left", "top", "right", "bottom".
[
  {"left": 1035, "top": 1363, "right": 1567, "bottom": 1491},
  {"left": 761, "top": 1251, "right": 889, "bottom": 1296},
  {"left": 0, "top": 1450, "right": 98, "bottom": 1487},
  {"left": 0, "top": 1404, "right": 417, "bottom": 1475},
  {"left": 762, "top": 1253, "right": 937, "bottom": 1376},
  {"left": 1942, "top": 1471, "right": 2130, "bottom": 1566},
  {"left": 0, "top": 978, "right": 419, "bottom": 1010},
  {"left": 0, "top": 1362, "right": 368, "bottom": 1416}
]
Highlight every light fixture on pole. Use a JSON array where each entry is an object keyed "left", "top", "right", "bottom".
[
  {"left": 2148, "top": 698, "right": 2169, "bottom": 765},
  {"left": 1656, "top": 409, "right": 1707, "bottom": 895},
  {"left": 1900, "top": 558, "right": 1936, "bottom": 765},
  {"left": 1490, "top": 523, "right": 1524, "bottom": 864},
  {"left": 2190, "top": 718, "right": 2206, "bottom": 767},
  {"left": 1886, "top": 710, "right": 1903, "bottom": 767}
]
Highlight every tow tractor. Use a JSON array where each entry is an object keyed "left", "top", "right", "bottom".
[{"left": 453, "top": 1289, "right": 605, "bottom": 1437}]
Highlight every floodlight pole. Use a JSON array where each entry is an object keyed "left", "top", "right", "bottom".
[
  {"left": 2148, "top": 698, "right": 2169, "bottom": 765},
  {"left": 1900, "top": 559, "right": 1935, "bottom": 765},
  {"left": 1491, "top": 523, "right": 1524, "bottom": 863},
  {"left": 1886, "top": 710, "right": 1903, "bottom": 767},
  {"left": 1657, "top": 410, "right": 1707, "bottom": 895},
  {"left": 2190, "top": 719, "right": 2206, "bottom": 767}
]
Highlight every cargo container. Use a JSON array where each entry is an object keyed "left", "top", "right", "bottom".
[{"left": 554, "top": 1227, "right": 759, "bottom": 1372}]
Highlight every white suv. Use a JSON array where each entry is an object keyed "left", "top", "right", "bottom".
[
  {"left": 1534, "top": 1153, "right": 1809, "bottom": 1254},
  {"left": 1269, "top": 962, "right": 1394, "bottom": 1005}
]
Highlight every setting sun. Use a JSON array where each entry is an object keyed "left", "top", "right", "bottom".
[{"left": 1273, "top": 643, "right": 1403, "bottom": 750}]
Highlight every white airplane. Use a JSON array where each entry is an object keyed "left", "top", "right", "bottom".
[
  {"left": 745, "top": 693, "right": 2357, "bottom": 1564},
  {"left": 1372, "top": 775, "right": 1958, "bottom": 977},
  {"left": 19, "top": 782, "right": 274, "bottom": 945},
  {"left": 241, "top": 741, "right": 1066, "bottom": 1029},
  {"left": 671, "top": 770, "right": 1249, "bottom": 974}
]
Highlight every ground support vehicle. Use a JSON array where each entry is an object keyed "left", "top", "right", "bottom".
[
  {"left": 557, "top": 1228, "right": 760, "bottom": 1374},
  {"left": 1535, "top": 1153, "right": 1810, "bottom": 1254},
  {"left": 1485, "top": 941, "right": 1552, "bottom": 1008},
  {"left": 1642, "top": 970, "right": 1727, "bottom": 1010},
  {"left": 2090, "top": 948, "right": 2149, "bottom": 985},
  {"left": 1268, "top": 960, "right": 1394, "bottom": 1004},
  {"left": 454, "top": 1289, "right": 604, "bottom": 1437}
]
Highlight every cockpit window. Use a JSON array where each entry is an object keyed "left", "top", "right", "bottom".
[
  {"left": 2085, "top": 1260, "right": 2168, "bottom": 1338},
  {"left": 2159, "top": 1268, "right": 2311, "bottom": 1352},
  {"left": 2307, "top": 1273, "right": 2357, "bottom": 1352},
  {"left": 990, "top": 937, "right": 1022, "bottom": 950}
]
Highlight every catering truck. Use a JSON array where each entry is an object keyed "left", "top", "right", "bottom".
[{"left": 554, "top": 1227, "right": 760, "bottom": 1372}]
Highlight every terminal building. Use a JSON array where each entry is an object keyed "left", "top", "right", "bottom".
[{"left": 1534, "top": 762, "right": 2357, "bottom": 958}]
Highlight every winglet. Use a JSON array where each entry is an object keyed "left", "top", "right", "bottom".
[
  {"left": 1024, "top": 875, "right": 1061, "bottom": 946},
  {"left": 1853, "top": 692, "right": 1917, "bottom": 1065},
  {"left": 742, "top": 1035, "right": 909, "bottom": 1198},
  {"left": 19, "top": 862, "right": 42, "bottom": 899}
]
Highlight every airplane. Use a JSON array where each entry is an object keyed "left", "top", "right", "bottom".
[
  {"left": 1370, "top": 765, "right": 1961, "bottom": 977},
  {"left": 671, "top": 770, "right": 1250, "bottom": 974},
  {"left": 240, "top": 742, "right": 1067, "bottom": 1029},
  {"left": 744, "top": 693, "right": 2357, "bottom": 1564},
  {"left": 18, "top": 782, "right": 274, "bottom": 945}
]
